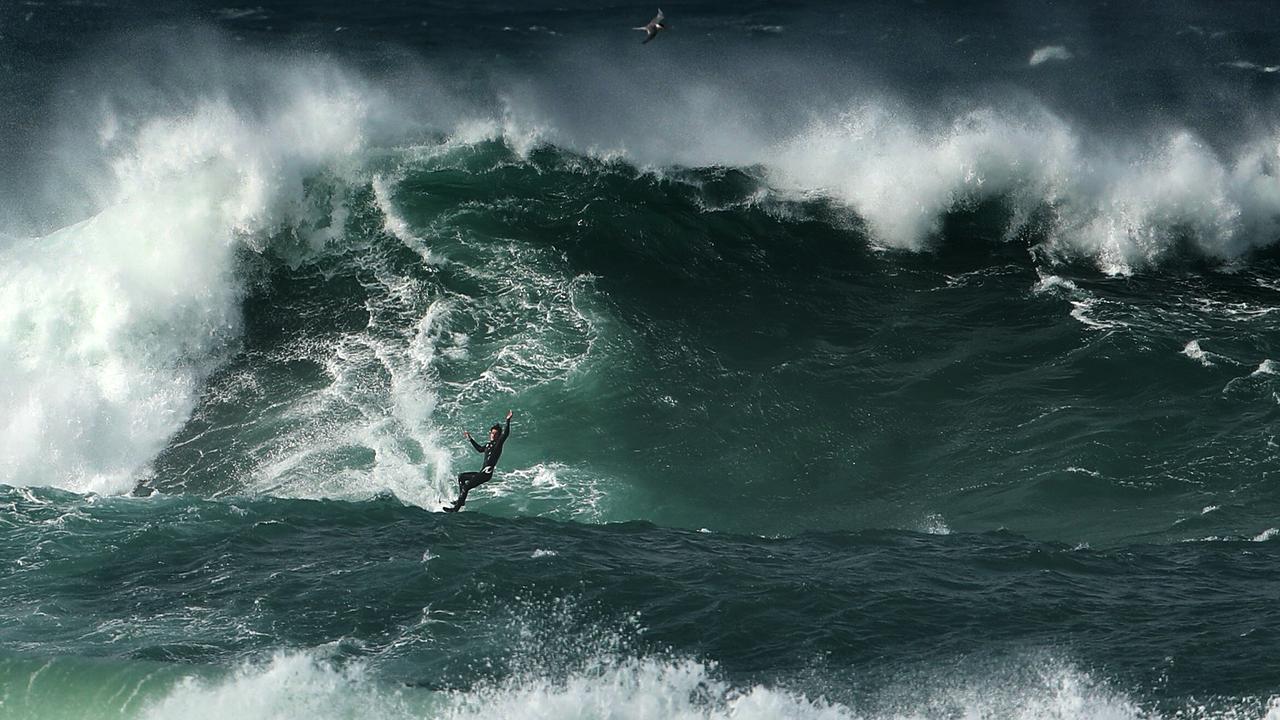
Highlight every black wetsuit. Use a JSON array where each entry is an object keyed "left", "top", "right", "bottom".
[{"left": 448, "top": 417, "right": 510, "bottom": 509}]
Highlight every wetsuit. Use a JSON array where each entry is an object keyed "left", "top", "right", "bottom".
[{"left": 448, "top": 416, "right": 510, "bottom": 510}]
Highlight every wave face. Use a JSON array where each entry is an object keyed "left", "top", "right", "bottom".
[{"left": 4, "top": 0, "right": 1280, "bottom": 717}]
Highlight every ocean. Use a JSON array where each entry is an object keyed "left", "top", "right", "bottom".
[{"left": 2, "top": 1, "right": 1280, "bottom": 718}]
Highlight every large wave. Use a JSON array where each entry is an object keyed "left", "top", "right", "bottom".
[{"left": 5, "top": 26, "right": 1280, "bottom": 497}]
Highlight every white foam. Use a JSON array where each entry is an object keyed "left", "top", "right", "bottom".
[
  {"left": 758, "top": 106, "right": 1268, "bottom": 271},
  {"left": 1253, "top": 528, "right": 1278, "bottom": 542},
  {"left": 139, "top": 652, "right": 423, "bottom": 720},
  {"left": 488, "top": 71, "right": 1280, "bottom": 271},
  {"left": 371, "top": 173, "right": 438, "bottom": 264},
  {"left": 1033, "top": 273, "right": 1079, "bottom": 295},
  {"left": 1030, "top": 46, "right": 1074, "bottom": 66},
  {"left": 1183, "top": 340, "right": 1215, "bottom": 367},
  {"left": 129, "top": 648, "right": 1268, "bottom": 720},
  {"left": 450, "top": 107, "right": 549, "bottom": 160},
  {"left": 762, "top": 105, "right": 1077, "bottom": 250},
  {"left": 0, "top": 72, "right": 375, "bottom": 494},
  {"left": 1069, "top": 298, "right": 1126, "bottom": 330},
  {"left": 1252, "top": 359, "right": 1279, "bottom": 376},
  {"left": 920, "top": 512, "right": 951, "bottom": 535},
  {"left": 1225, "top": 60, "right": 1280, "bottom": 74},
  {"left": 133, "top": 651, "right": 856, "bottom": 720},
  {"left": 489, "top": 463, "right": 608, "bottom": 521},
  {"left": 239, "top": 291, "right": 458, "bottom": 508},
  {"left": 448, "top": 657, "right": 856, "bottom": 720},
  {"left": 1035, "top": 131, "right": 1252, "bottom": 274}
]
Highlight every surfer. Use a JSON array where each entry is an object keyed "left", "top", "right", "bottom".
[
  {"left": 443, "top": 410, "right": 513, "bottom": 512},
  {"left": 635, "top": 9, "right": 667, "bottom": 44}
]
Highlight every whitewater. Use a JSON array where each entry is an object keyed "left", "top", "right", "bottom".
[{"left": 3, "top": 1, "right": 1280, "bottom": 718}]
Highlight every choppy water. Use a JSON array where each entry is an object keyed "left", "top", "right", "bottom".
[{"left": 3, "top": 1, "right": 1280, "bottom": 718}]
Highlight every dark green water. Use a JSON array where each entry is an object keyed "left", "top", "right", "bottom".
[
  {"left": 3, "top": 1, "right": 1280, "bottom": 717},
  {"left": 4, "top": 486, "right": 1279, "bottom": 719}
]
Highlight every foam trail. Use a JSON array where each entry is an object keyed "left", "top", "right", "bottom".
[
  {"left": 113, "top": 649, "right": 1254, "bottom": 720},
  {"left": 372, "top": 174, "right": 438, "bottom": 264},
  {"left": 242, "top": 290, "right": 458, "bottom": 508}
]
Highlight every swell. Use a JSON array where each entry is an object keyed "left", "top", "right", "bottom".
[{"left": 2, "top": 487, "right": 1279, "bottom": 705}]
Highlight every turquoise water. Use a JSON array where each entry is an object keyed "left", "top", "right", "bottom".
[
  {"left": 3, "top": 1, "right": 1280, "bottom": 717},
  {"left": 4, "top": 487, "right": 1279, "bottom": 718}
]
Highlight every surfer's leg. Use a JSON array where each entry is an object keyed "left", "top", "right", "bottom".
[
  {"left": 446, "top": 472, "right": 492, "bottom": 510},
  {"left": 463, "top": 472, "right": 493, "bottom": 491},
  {"left": 453, "top": 472, "right": 491, "bottom": 506}
]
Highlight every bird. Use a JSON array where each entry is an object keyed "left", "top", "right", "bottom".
[{"left": 635, "top": 9, "right": 668, "bottom": 44}]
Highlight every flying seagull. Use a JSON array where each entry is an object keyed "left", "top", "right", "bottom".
[{"left": 635, "top": 9, "right": 668, "bottom": 44}]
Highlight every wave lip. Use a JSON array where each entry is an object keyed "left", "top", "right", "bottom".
[{"left": 0, "top": 60, "right": 378, "bottom": 494}]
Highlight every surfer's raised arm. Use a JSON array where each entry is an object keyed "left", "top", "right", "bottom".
[
  {"left": 464, "top": 430, "right": 486, "bottom": 452},
  {"left": 502, "top": 410, "right": 513, "bottom": 440}
]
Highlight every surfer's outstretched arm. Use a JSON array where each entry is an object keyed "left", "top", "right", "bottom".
[
  {"left": 465, "top": 430, "right": 486, "bottom": 452},
  {"left": 502, "top": 410, "right": 513, "bottom": 440}
]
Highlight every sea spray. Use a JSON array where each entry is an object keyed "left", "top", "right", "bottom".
[
  {"left": 0, "top": 64, "right": 378, "bottom": 493},
  {"left": 38, "top": 647, "right": 1197, "bottom": 720}
]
